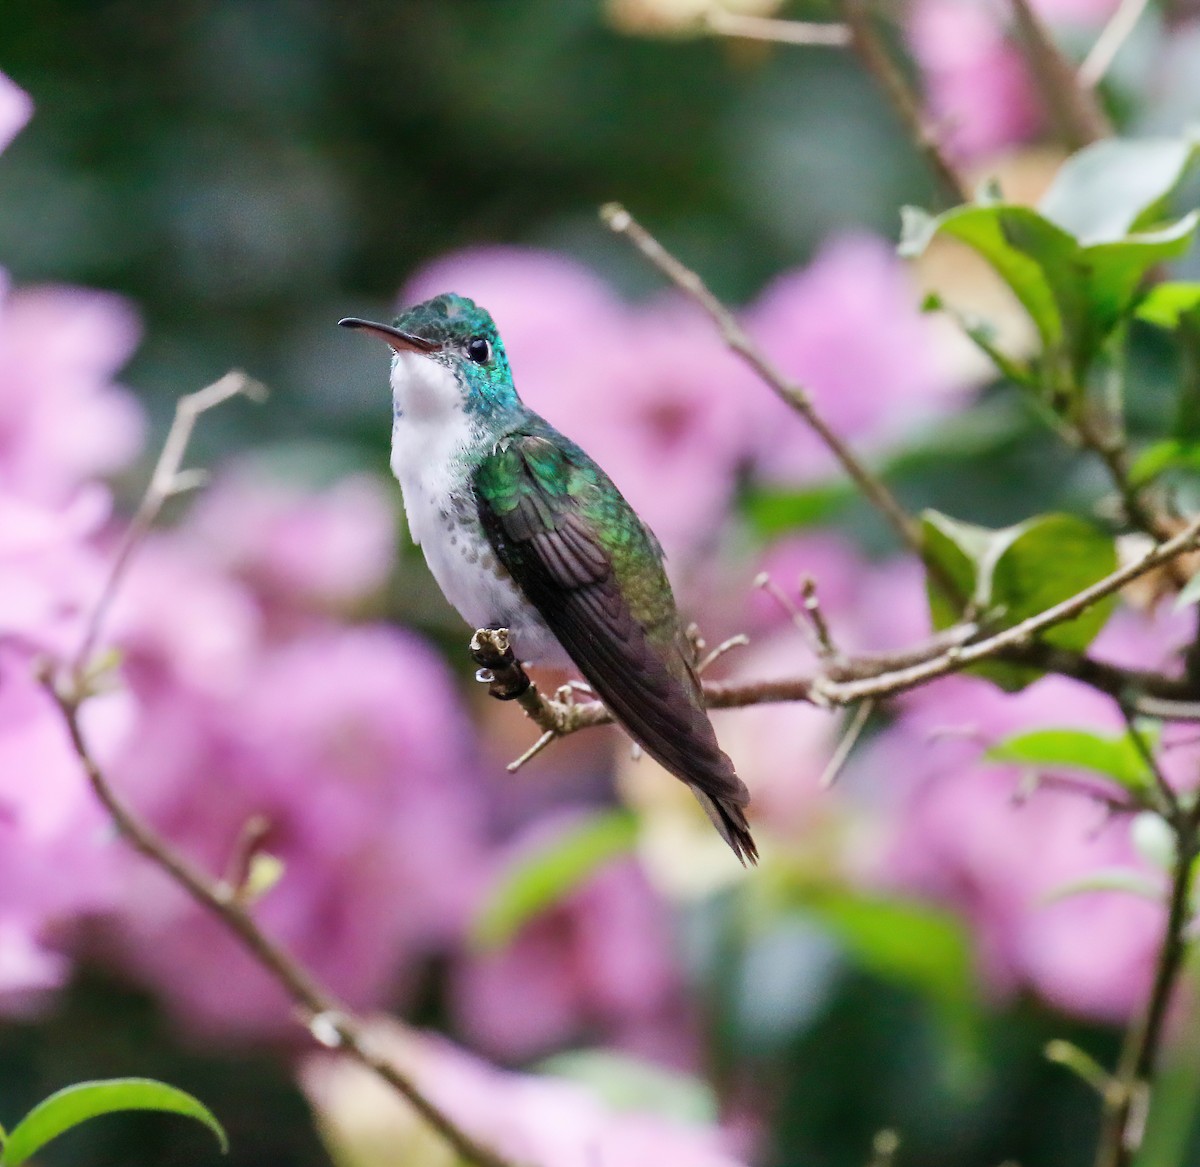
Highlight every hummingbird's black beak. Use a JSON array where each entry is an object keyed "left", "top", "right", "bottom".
[{"left": 338, "top": 317, "right": 441, "bottom": 355}]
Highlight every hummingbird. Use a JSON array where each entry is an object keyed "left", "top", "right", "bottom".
[{"left": 340, "top": 294, "right": 757, "bottom": 864}]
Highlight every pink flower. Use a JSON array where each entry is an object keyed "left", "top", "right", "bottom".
[
  {"left": 745, "top": 235, "right": 965, "bottom": 485},
  {"left": 908, "top": 0, "right": 1120, "bottom": 162},
  {"left": 0, "top": 73, "right": 32, "bottom": 155},
  {"left": 302, "top": 1020, "right": 749, "bottom": 1167},
  {"left": 0, "top": 281, "right": 143, "bottom": 505},
  {"left": 0, "top": 487, "right": 110, "bottom": 657},
  {"left": 452, "top": 817, "right": 690, "bottom": 1065},
  {"left": 745, "top": 530, "right": 930, "bottom": 651},
  {"left": 185, "top": 461, "right": 398, "bottom": 614},
  {"left": 0, "top": 648, "right": 121, "bottom": 1009},
  {"left": 864, "top": 628, "right": 1174, "bottom": 1020},
  {"left": 105, "top": 623, "right": 486, "bottom": 1037},
  {"left": 720, "top": 533, "right": 931, "bottom": 839}
]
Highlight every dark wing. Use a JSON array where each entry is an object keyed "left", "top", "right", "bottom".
[{"left": 474, "top": 430, "right": 756, "bottom": 863}]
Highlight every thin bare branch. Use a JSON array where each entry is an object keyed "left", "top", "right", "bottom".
[
  {"left": 1118, "top": 703, "right": 1180, "bottom": 820},
  {"left": 72, "top": 371, "right": 266, "bottom": 678},
  {"left": 819, "top": 699, "right": 875, "bottom": 788},
  {"left": 506, "top": 730, "right": 557, "bottom": 773},
  {"left": 44, "top": 678, "right": 513, "bottom": 1167},
  {"left": 483, "top": 512, "right": 1200, "bottom": 755},
  {"left": 820, "top": 515, "right": 1200, "bottom": 703},
  {"left": 54, "top": 379, "right": 514, "bottom": 1167},
  {"left": 705, "top": 9, "right": 852, "bottom": 47},
  {"left": 801, "top": 576, "right": 841, "bottom": 663},
  {"left": 1008, "top": 0, "right": 1113, "bottom": 147},
  {"left": 1079, "top": 0, "right": 1152, "bottom": 88},
  {"left": 601, "top": 203, "right": 937, "bottom": 576},
  {"left": 1094, "top": 807, "right": 1199, "bottom": 1167},
  {"left": 696, "top": 633, "right": 751, "bottom": 675},
  {"left": 839, "top": 0, "right": 973, "bottom": 203}
]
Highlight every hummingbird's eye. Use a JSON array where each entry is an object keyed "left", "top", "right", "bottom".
[{"left": 466, "top": 337, "right": 491, "bottom": 365}]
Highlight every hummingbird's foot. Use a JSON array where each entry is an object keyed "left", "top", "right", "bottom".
[{"left": 468, "top": 627, "right": 532, "bottom": 700}]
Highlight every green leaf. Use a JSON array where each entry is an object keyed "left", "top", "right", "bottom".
[
  {"left": 0, "top": 1079, "right": 227, "bottom": 1166},
  {"left": 990, "top": 514, "right": 1118, "bottom": 649},
  {"left": 900, "top": 203, "right": 1077, "bottom": 355},
  {"left": 809, "top": 895, "right": 977, "bottom": 1032},
  {"left": 820, "top": 898, "right": 972, "bottom": 997},
  {"left": 1039, "top": 137, "right": 1200, "bottom": 243},
  {"left": 471, "top": 810, "right": 637, "bottom": 949},
  {"left": 1083, "top": 213, "right": 1200, "bottom": 339},
  {"left": 901, "top": 180, "right": 1200, "bottom": 393},
  {"left": 921, "top": 512, "right": 1117, "bottom": 690},
  {"left": 921, "top": 510, "right": 1004, "bottom": 627},
  {"left": 1130, "top": 438, "right": 1200, "bottom": 486},
  {"left": 538, "top": 1050, "right": 715, "bottom": 1123},
  {"left": 986, "top": 727, "right": 1154, "bottom": 792},
  {"left": 742, "top": 480, "right": 855, "bottom": 537},
  {"left": 1136, "top": 282, "right": 1200, "bottom": 330}
]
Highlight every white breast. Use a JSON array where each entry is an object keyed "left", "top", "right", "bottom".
[
  {"left": 388, "top": 352, "right": 565, "bottom": 664},
  {"left": 388, "top": 352, "right": 474, "bottom": 547}
]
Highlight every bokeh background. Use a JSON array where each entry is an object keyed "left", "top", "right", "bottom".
[{"left": 5, "top": 1, "right": 1200, "bottom": 1165}]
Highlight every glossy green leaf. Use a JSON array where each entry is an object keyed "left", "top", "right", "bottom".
[
  {"left": 1130, "top": 438, "right": 1200, "bottom": 486},
  {"left": 1039, "top": 137, "right": 1199, "bottom": 242},
  {"left": 923, "top": 512, "right": 1116, "bottom": 690},
  {"left": 471, "top": 810, "right": 637, "bottom": 950},
  {"left": 538, "top": 1050, "right": 715, "bottom": 1123},
  {"left": 0, "top": 1079, "right": 227, "bottom": 1166},
  {"left": 990, "top": 513, "right": 1118, "bottom": 651},
  {"left": 986, "top": 727, "right": 1154, "bottom": 792},
  {"left": 901, "top": 177, "right": 1199, "bottom": 394},
  {"left": 1083, "top": 213, "right": 1200, "bottom": 337},
  {"left": 1137, "top": 282, "right": 1200, "bottom": 330},
  {"left": 920, "top": 510, "right": 991, "bottom": 628},
  {"left": 900, "top": 204, "right": 1076, "bottom": 353}
]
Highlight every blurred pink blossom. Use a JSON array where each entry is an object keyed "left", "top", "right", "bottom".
[
  {"left": 106, "top": 622, "right": 486, "bottom": 1037},
  {"left": 745, "top": 235, "right": 965, "bottom": 485},
  {"left": 0, "top": 281, "right": 143, "bottom": 504},
  {"left": 746, "top": 530, "right": 930, "bottom": 652},
  {"left": 0, "top": 72, "right": 32, "bottom": 154},
  {"left": 908, "top": 0, "right": 1120, "bottom": 162},
  {"left": 0, "top": 487, "right": 110, "bottom": 657},
  {"left": 302, "top": 1022, "right": 748, "bottom": 1167},
  {"left": 186, "top": 462, "right": 398, "bottom": 614},
  {"left": 0, "top": 649, "right": 121, "bottom": 1008},
  {"left": 453, "top": 817, "right": 690, "bottom": 1065},
  {"left": 865, "top": 607, "right": 1192, "bottom": 1020},
  {"left": 724, "top": 533, "right": 931, "bottom": 838}
]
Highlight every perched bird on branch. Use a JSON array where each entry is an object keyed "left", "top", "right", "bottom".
[{"left": 341, "top": 294, "right": 756, "bottom": 864}]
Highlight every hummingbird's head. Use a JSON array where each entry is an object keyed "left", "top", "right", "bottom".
[{"left": 340, "top": 293, "right": 519, "bottom": 423}]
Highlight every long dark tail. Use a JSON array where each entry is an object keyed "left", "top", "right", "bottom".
[{"left": 689, "top": 780, "right": 758, "bottom": 866}]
